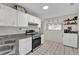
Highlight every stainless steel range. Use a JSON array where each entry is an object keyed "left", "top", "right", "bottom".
[
  {"left": 32, "top": 34, "right": 41, "bottom": 50},
  {"left": 25, "top": 30, "right": 41, "bottom": 51}
]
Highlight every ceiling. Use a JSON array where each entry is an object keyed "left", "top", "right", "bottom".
[{"left": 4, "top": 3, "right": 79, "bottom": 20}]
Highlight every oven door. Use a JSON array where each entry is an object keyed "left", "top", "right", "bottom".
[{"left": 32, "top": 37, "right": 41, "bottom": 49}]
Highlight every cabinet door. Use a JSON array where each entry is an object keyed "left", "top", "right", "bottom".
[
  {"left": 69, "top": 39, "right": 77, "bottom": 48},
  {"left": 19, "top": 37, "right": 32, "bottom": 55},
  {"left": 41, "top": 35, "right": 44, "bottom": 44},
  {"left": 26, "top": 37, "right": 32, "bottom": 53},
  {"left": 63, "top": 34, "right": 70, "bottom": 46},
  {"left": 27, "top": 14, "right": 41, "bottom": 28},
  {"left": 32, "top": 17, "right": 40, "bottom": 25},
  {"left": 69, "top": 35, "right": 77, "bottom": 48},
  {"left": 63, "top": 36, "right": 69, "bottom": 46},
  {"left": 63, "top": 33, "right": 77, "bottom": 48},
  {"left": 32, "top": 16, "right": 38, "bottom": 24},
  {"left": 0, "top": 4, "right": 17, "bottom": 26},
  {"left": 37, "top": 18, "right": 41, "bottom": 28},
  {"left": 27, "top": 14, "right": 34, "bottom": 23},
  {"left": 17, "top": 11, "right": 28, "bottom": 27},
  {"left": 34, "top": 17, "right": 41, "bottom": 28}
]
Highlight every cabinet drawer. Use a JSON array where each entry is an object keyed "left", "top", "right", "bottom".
[
  {"left": 63, "top": 37, "right": 69, "bottom": 46},
  {"left": 63, "top": 33, "right": 77, "bottom": 48},
  {"left": 69, "top": 39, "right": 77, "bottom": 48}
]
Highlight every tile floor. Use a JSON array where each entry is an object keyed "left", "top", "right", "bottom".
[{"left": 29, "top": 40, "right": 79, "bottom": 55}]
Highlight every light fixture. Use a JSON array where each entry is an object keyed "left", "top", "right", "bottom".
[
  {"left": 70, "top": 3, "right": 75, "bottom": 5},
  {"left": 43, "top": 6, "right": 48, "bottom": 10}
]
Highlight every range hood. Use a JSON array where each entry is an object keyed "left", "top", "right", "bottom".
[{"left": 28, "top": 22, "right": 38, "bottom": 26}]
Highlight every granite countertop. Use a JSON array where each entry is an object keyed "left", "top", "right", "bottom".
[
  {"left": 0, "top": 32, "right": 43, "bottom": 41},
  {"left": 64, "top": 32, "right": 78, "bottom": 34},
  {"left": 0, "top": 33, "right": 32, "bottom": 40},
  {"left": 64, "top": 29, "right": 78, "bottom": 34}
]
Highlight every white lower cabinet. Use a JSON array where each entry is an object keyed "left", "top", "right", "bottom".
[
  {"left": 63, "top": 33, "right": 77, "bottom": 48},
  {"left": 19, "top": 37, "right": 32, "bottom": 55},
  {"left": 69, "top": 38, "right": 77, "bottom": 48},
  {"left": 41, "top": 34, "right": 44, "bottom": 44}
]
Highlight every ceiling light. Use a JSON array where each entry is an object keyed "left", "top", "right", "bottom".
[
  {"left": 70, "top": 3, "right": 75, "bottom": 5},
  {"left": 43, "top": 6, "right": 48, "bottom": 10}
]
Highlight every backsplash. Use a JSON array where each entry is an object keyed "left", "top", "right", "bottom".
[
  {"left": 27, "top": 25, "right": 40, "bottom": 32},
  {"left": 0, "top": 27, "right": 26, "bottom": 36},
  {"left": 0, "top": 26, "right": 40, "bottom": 36}
]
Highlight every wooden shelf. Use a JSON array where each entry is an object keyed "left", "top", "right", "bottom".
[
  {"left": 64, "top": 19, "right": 77, "bottom": 22},
  {"left": 64, "top": 20, "right": 77, "bottom": 25},
  {"left": 64, "top": 23, "right": 77, "bottom": 25}
]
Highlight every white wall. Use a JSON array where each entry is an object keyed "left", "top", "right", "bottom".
[{"left": 43, "top": 13, "right": 78, "bottom": 43}]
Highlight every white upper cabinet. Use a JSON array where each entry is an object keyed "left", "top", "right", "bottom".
[
  {"left": 27, "top": 14, "right": 41, "bottom": 28},
  {"left": 34, "top": 17, "right": 41, "bottom": 28},
  {"left": 17, "top": 11, "right": 28, "bottom": 27},
  {"left": 27, "top": 14, "right": 34, "bottom": 23},
  {"left": 0, "top": 4, "right": 17, "bottom": 26},
  {"left": 37, "top": 18, "right": 41, "bottom": 28},
  {"left": 0, "top": 4, "right": 41, "bottom": 28}
]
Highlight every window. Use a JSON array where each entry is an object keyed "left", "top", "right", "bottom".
[{"left": 48, "top": 24, "right": 62, "bottom": 30}]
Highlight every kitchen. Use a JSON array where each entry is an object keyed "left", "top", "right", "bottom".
[
  {"left": 0, "top": 3, "right": 44, "bottom": 55},
  {"left": 0, "top": 3, "right": 79, "bottom": 55}
]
